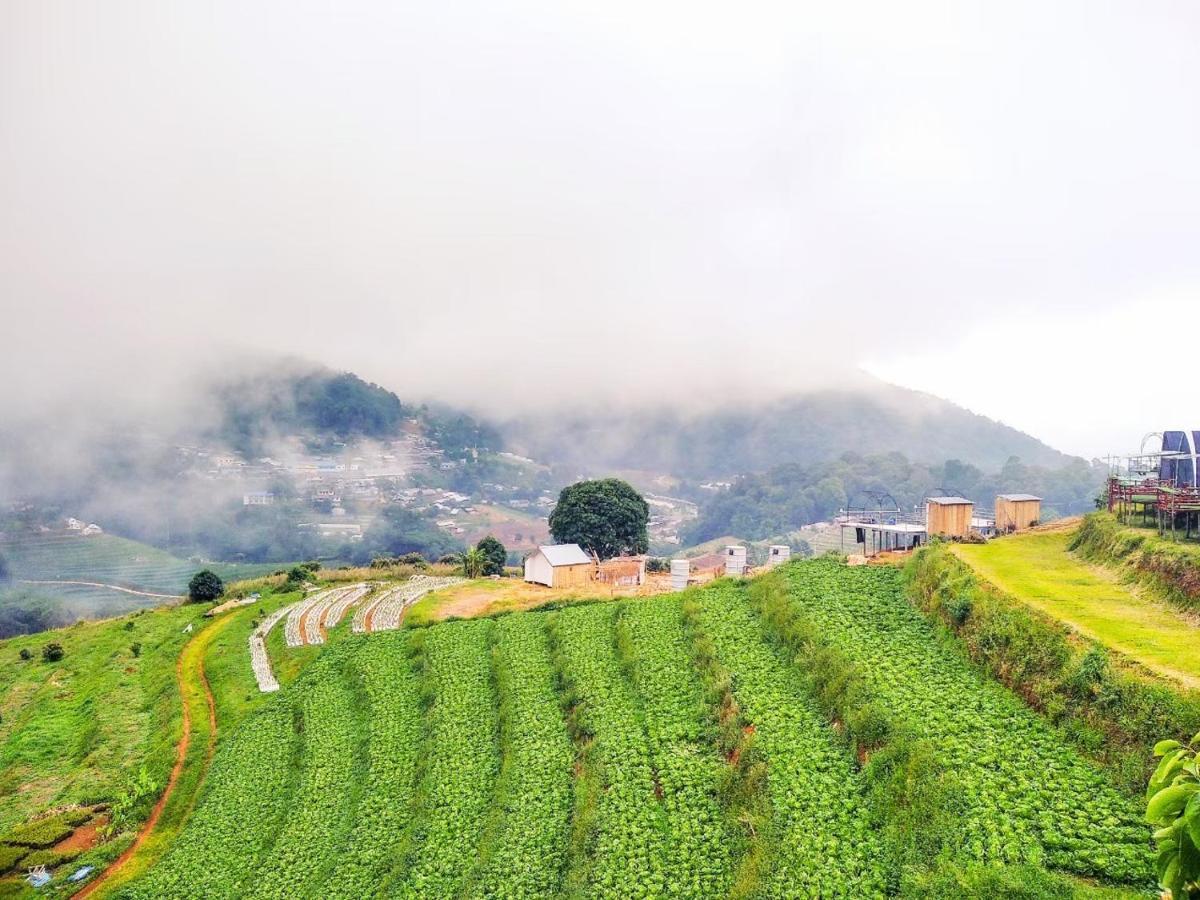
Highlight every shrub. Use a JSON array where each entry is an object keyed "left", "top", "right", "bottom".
[
  {"left": 41, "top": 642, "right": 64, "bottom": 663},
  {"left": 18, "top": 648, "right": 31, "bottom": 661},
  {"left": 130, "top": 642, "right": 142, "bottom": 658},
  {"left": 187, "top": 569, "right": 225, "bottom": 603},
  {"left": 645, "top": 557, "right": 669, "bottom": 574},
  {"left": 476, "top": 536, "right": 507, "bottom": 576}
]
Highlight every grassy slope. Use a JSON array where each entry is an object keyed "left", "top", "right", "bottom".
[
  {"left": 953, "top": 530, "right": 1200, "bottom": 689},
  {"left": 0, "top": 605, "right": 204, "bottom": 833}
]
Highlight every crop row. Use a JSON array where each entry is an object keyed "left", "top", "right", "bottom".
[
  {"left": 323, "top": 634, "right": 423, "bottom": 899},
  {"left": 242, "top": 650, "right": 365, "bottom": 899},
  {"left": 550, "top": 603, "right": 670, "bottom": 899},
  {"left": 119, "top": 696, "right": 302, "bottom": 898},
  {"left": 693, "top": 582, "right": 890, "bottom": 898},
  {"left": 775, "top": 560, "right": 1153, "bottom": 884},
  {"left": 467, "top": 611, "right": 573, "bottom": 899},
  {"left": 616, "top": 598, "right": 735, "bottom": 897},
  {"left": 395, "top": 619, "right": 500, "bottom": 898}
]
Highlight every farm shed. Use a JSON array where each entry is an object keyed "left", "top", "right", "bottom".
[
  {"left": 925, "top": 497, "right": 974, "bottom": 538},
  {"left": 523, "top": 544, "right": 594, "bottom": 588},
  {"left": 766, "top": 545, "right": 791, "bottom": 568},
  {"left": 995, "top": 494, "right": 1042, "bottom": 532},
  {"left": 596, "top": 555, "right": 646, "bottom": 587}
]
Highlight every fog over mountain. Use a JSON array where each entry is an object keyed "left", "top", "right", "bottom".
[{"left": 4, "top": 2, "right": 1200, "bottom": 458}]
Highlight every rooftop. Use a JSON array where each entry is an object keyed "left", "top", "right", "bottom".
[
  {"left": 997, "top": 493, "right": 1042, "bottom": 502},
  {"left": 927, "top": 496, "right": 973, "bottom": 506},
  {"left": 537, "top": 543, "right": 592, "bottom": 566}
]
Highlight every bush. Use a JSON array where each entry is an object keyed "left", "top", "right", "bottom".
[
  {"left": 475, "top": 536, "right": 507, "bottom": 576},
  {"left": 187, "top": 569, "right": 225, "bottom": 603},
  {"left": 130, "top": 642, "right": 142, "bottom": 658},
  {"left": 18, "top": 648, "right": 31, "bottom": 661},
  {"left": 645, "top": 557, "right": 669, "bottom": 574},
  {"left": 41, "top": 642, "right": 64, "bottom": 663}
]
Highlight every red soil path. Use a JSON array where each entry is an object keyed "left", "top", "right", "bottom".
[{"left": 74, "top": 628, "right": 218, "bottom": 898}]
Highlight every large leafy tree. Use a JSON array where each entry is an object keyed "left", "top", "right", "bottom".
[
  {"left": 548, "top": 478, "right": 649, "bottom": 559},
  {"left": 476, "top": 535, "right": 507, "bottom": 576},
  {"left": 187, "top": 569, "right": 225, "bottom": 604}
]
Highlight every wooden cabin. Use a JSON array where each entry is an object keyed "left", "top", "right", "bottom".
[
  {"left": 523, "top": 544, "right": 594, "bottom": 588},
  {"left": 925, "top": 496, "right": 974, "bottom": 538},
  {"left": 995, "top": 494, "right": 1042, "bottom": 533}
]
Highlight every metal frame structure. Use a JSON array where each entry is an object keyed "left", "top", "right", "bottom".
[{"left": 1105, "top": 432, "right": 1200, "bottom": 540}]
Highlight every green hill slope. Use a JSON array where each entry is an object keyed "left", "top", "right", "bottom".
[{"left": 6, "top": 561, "right": 1149, "bottom": 898}]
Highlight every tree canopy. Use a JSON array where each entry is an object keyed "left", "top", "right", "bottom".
[
  {"left": 548, "top": 478, "right": 649, "bottom": 559},
  {"left": 476, "top": 535, "right": 507, "bottom": 576},
  {"left": 187, "top": 569, "right": 225, "bottom": 604}
]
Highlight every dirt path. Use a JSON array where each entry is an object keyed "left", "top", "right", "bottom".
[
  {"left": 74, "top": 621, "right": 220, "bottom": 898},
  {"left": 18, "top": 579, "right": 182, "bottom": 600}
]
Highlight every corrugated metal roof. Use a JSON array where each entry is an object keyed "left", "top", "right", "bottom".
[
  {"left": 998, "top": 493, "right": 1042, "bottom": 502},
  {"left": 538, "top": 544, "right": 592, "bottom": 566},
  {"left": 927, "top": 496, "right": 973, "bottom": 505}
]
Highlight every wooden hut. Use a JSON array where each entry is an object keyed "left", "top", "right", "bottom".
[
  {"left": 995, "top": 494, "right": 1042, "bottom": 533},
  {"left": 925, "top": 497, "right": 974, "bottom": 538},
  {"left": 596, "top": 555, "right": 646, "bottom": 587},
  {"left": 523, "top": 544, "right": 594, "bottom": 588}
]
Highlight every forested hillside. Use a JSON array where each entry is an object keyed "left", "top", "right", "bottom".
[
  {"left": 685, "top": 452, "right": 1103, "bottom": 544},
  {"left": 499, "top": 379, "right": 1073, "bottom": 479}
]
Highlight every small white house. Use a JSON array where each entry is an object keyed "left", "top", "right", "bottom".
[
  {"left": 81, "top": 523, "right": 104, "bottom": 536},
  {"left": 243, "top": 491, "right": 275, "bottom": 507},
  {"left": 523, "top": 544, "right": 594, "bottom": 588}
]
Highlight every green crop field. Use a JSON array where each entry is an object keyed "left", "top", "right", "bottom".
[
  {"left": 2, "top": 534, "right": 280, "bottom": 596},
  {"left": 80, "top": 559, "right": 1154, "bottom": 899},
  {"left": 953, "top": 529, "right": 1200, "bottom": 689}
]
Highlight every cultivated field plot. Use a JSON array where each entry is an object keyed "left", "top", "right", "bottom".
[
  {"left": 117, "top": 562, "right": 1154, "bottom": 898},
  {"left": 778, "top": 560, "right": 1152, "bottom": 883},
  {"left": 2, "top": 534, "right": 278, "bottom": 592}
]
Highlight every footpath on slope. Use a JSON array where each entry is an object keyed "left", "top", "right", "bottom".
[
  {"left": 74, "top": 613, "right": 228, "bottom": 898},
  {"left": 952, "top": 528, "right": 1200, "bottom": 690}
]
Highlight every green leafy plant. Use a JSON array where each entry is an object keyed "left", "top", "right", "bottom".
[
  {"left": 1146, "top": 734, "right": 1200, "bottom": 898},
  {"left": 461, "top": 547, "right": 488, "bottom": 579},
  {"left": 41, "top": 642, "right": 64, "bottom": 663}
]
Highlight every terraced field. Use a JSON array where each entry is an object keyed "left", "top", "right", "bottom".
[{"left": 111, "top": 561, "right": 1154, "bottom": 898}]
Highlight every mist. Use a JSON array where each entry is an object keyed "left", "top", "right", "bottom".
[{"left": 4, "top": 1, "right": 1200, "bottom": 452}]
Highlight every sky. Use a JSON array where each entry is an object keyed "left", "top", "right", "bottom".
[{"left": 3, "top": 1, "right": 1199, "bottom": 458}]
